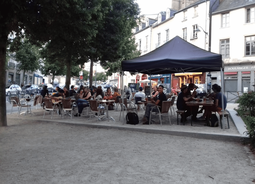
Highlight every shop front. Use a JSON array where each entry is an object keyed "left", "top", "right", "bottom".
[
  {"left": 148, "top": 74, "right": 171, "bottom": 92},
  {"left": 224, "top": 63, "right": 255, "bottom": 92}
]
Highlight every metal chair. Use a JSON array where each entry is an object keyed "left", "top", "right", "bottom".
[
  {"left": 89, "top": 100, "right": 106, "bottom": 121},
  {"left": 43, "top": 98, "right": 58, "bottom": 119},
  {"left": 10, "top": 96, "right": 31, "bottom": 114},
  {"left": 61, "top": 98, "right": 73, "bottom": 119},
  {"left": 149, "top": 101, "right": 172, "bottom": 125},
  {"left": 135, "top": 97, "right": 145, "bottom": 111}
]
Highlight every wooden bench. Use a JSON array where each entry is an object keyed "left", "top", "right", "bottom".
[{"left": 217, "top": 110, "right": 230, "bottom": 129}]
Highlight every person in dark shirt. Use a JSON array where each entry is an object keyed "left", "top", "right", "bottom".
[
  {"left": 177, "top": 85, "right": 194, "bottom": 122},
  {"left": 69, "top": 85, "right": 76, "bottom": 97},
  {"left": 56, "top": 86, "right": 64, "bottom": 97},
  {"left": 40, "top": 85, "right": 49, "bottom": 98},
  {"left": 199, "top": 84, "right": 227, "bottom": 121},
  {"left": 63, "top": 86, "right": 70, "bottom": 98},
  {"left": 142, "top": 85, "right": 167, "bottom": 125}
]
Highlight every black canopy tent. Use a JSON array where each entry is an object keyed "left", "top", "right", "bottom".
[
  {"left": 121, "top": 36, "right": 227, "bottom": 129},
  {"left": 122, "top": 36, "right": 223, "bottom": 74}
]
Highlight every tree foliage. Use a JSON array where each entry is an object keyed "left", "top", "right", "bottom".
[{"left": 9, "top": 38, "right": 40, "bottom": 84}]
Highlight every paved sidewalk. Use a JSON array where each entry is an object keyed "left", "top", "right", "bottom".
[
  {"left": 7, "top": 103, "right": 247, "bottom": 141},
  {"left": 1, "top": 103, "right": 255, "bottom": 184}
]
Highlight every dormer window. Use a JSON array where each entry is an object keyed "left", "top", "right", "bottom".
[{"left": 194, "top": 6, "right": 198, "bottom": 17}]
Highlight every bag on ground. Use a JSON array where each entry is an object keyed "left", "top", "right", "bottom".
[
  {"left": 209, "top": 114, "right": 219, "bottom": 127},
  {"left": 126, "top": 112, "right": 139, "bottom": 125}
]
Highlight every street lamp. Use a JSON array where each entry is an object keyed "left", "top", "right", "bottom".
[{"left": 195, "top": 25, "right": 208, "bottom": 50}]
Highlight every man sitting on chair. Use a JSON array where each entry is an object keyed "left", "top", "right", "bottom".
[
  {"left": 134, "top": 87, "right": 146, "bottom": 110},
  {"left": 142, "top": 85, "right": 167, "bottom": 125}
]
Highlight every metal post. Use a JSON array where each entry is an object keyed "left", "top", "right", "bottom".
[{"left": 220, "top": 67, "right": 225, "bottom": 130}]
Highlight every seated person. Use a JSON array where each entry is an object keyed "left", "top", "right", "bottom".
[
  {"left": 142, "top": 85, "right": 167, "bottom": 125},
  {"left": 151, "top": 86, "right": 159, "bottom": 100},
  {"left": 104, "top": 87, "right": 113, "bottom": 100},
  {"left": 69, "top": 85, "right": 76, "bottom": 97},
  {"left": 94, "top": 88, "right": 104, "bottom": 100},
  {"left": 52, "top": 86, "right": 64, "bottom": 97},
  {"left": 135, "top": 87, "right": 146, "bottom": 101},
  {"left": 40, "top": 85, "right": 49, "bottom": 98},
  {"left": 97, "top": 86, "right": 104, "bottom": 98},
  {"left": 74, "top": 89, "right": 89, "bottom": 117},
  {"left": 112, "top": 87, "right": 121, "bottom": 99},
  {"left": 176, "top": 85, "right": 195, "bottom": 122},
  {"left": 63, "top": 86, "right": 70, "bottom": 98},
  {"left": 187, "top": 83, "right": 199, "bottom": 121},
  {"left": 199, "top": 84, "right": 227, "bottom": 122},
  {"left": 83, "top": 87, "right": 91, "bottom": 100}
]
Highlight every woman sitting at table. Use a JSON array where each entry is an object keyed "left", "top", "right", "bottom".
[
  {"left": 151, "top": 86, "right": 158, "bottom": 100},
  {"left": 112, "top": 87, "right": 121, "bottom": 99},
  {"left": 83, "top": 87, "right": 91, "bottom": 100},
  {"left": 104, "top": 87, "right": 113, "bottom": 100},
  {"left": 198, "top": 84, "right": 227, "bottom": 121},
  {"left": 94, "top": 88, "right": 104, "bottom": 100},
  {"left": 74, "top": 89, "right": 89, "bottom": 117}
]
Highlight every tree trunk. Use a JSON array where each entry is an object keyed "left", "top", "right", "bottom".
[
  {"left": 65, "top": 59, "right": 71, "bottom": 89},
  {"left": 22, "top": 70, "right": 26, "bottom": 85},
  {"left": 0, "top": 33, "right": 7, "bottom": 126},
  {"left": 89, "top": 60, "right": 94, "bottom": 88}
]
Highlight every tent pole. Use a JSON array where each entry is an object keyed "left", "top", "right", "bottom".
[
  {"left": 220, "top": 67, "right": 225, "bottom": 130},
  {"left": 150, "top": 74, "right": 152, "bottom": 97}
]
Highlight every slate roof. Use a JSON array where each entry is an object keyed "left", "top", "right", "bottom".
[{"left": 213, "top": 0, "right": 255, "bottom": 14}]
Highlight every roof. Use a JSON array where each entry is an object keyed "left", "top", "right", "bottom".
[
  {"left": 122, "top": 36, "right": 223, "bottom": 74},
  {"left": 213, "top": 0, "right": 255, "bottom": 14}
]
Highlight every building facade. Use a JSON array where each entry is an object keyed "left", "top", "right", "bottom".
[{"left": 211, "top": 0, "right": 255, "bottom": 92}]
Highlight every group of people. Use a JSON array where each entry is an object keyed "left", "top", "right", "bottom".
[
  {"left": 176, "top": 83, "right": 227, "bottom": 125},
  {"left": 40, "top": 84, "right": 121, "bottom": 117}
]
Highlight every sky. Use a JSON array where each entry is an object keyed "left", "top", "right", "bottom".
[{"left": 135, "top": 0, "right": 172, "bottom": 15}]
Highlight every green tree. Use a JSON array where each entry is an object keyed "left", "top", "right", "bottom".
[
  {"left": 10, "top": 38, "right": 40, "bottom": 85},
  {"left": 0, "top": 0, "right": 103, "bottom": 126},
  {"left": 95, "top": 72, "right": 107, "bottom": 82},
  {"left": 82, "top": 70, "right": 90, "bottom": 81},
  {"left": 87, "top": 0, "right": 140, "bottom": 88}
]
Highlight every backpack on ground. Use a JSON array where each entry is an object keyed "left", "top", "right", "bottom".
[
  {"left": 209, "top": 114, "right": 219, "bottom": 127},
  {"left": 126, "top": 112, "right": 139, "bottom": 125}
]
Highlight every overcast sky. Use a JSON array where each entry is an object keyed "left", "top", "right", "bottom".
[{"left": 135, "top": 0, "right": 172, "bottom": 15}]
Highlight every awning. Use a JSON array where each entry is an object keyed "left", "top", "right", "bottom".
[
  {"left": 34, "top": 73, "right": 43, "bottom": 78},
  {"left": 224, "top": 72, "right": 237, "bottom": 75},
  {"left": 242, "top": 71, "right": 250, "bottom": 74}
]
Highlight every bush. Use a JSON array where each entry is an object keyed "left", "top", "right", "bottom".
[{"left": 236, "top": 92, "right": 255, "bottom": 149}]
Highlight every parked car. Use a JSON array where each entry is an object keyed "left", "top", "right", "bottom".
[
  {"left": 6, "top": 84, "right": 22, "bottom": 96},
  {"left": 38, "top": 84, "right": 57, "bottom": 94},
  {"left": 25, "top": 84, "right": 40, "bottom": 95}
]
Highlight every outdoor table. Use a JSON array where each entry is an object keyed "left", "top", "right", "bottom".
[
  {"left": 98, "top": 100, "right": 115, "bottom": 121},
  {"left": 186, "top": 99, "right": 214, "bottom": 107}
]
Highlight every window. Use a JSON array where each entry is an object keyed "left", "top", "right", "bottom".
[
  {"left": 221, "top": 13, "right": 229, "bottom": 28},
  {"left": 247, "top": 7, "right": 255, "bottom": 23},
  {"left": 183, "top": 28, "right": 187, "bottom": 40},
  {"left": 183, "top": 11, "right": 187, "bottom": 20},
  {"left": 220, "top": 39, "right": 230, "bottom": 58},
  {"left": 245, "top": 36, "right": 255, "bottom": 56},
  {"left": 142, "top": 23, "right": 146, "bottom": 29},
  {"left": 192, "top": 25, "right": 198, "bottom": 39},
  {"left": 194, "top": 6, "right": 198, "bottom": 17},
  {"left": 166, "top": 29, "right": 169, "bottom": 41},
  {"left": 145, "top": 35, "right": 148, "bottom": 51},
  {"left": 158, "top": 33, "right": 161, "bottom": 46}
]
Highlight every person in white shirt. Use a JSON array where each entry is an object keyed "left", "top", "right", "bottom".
[{"left": 134, "top": 87, "right": 146, "bottom": 101}]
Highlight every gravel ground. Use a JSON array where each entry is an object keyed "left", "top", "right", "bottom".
[{"left": 0, "top": 119, "right": 255, "bottom": 184}]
